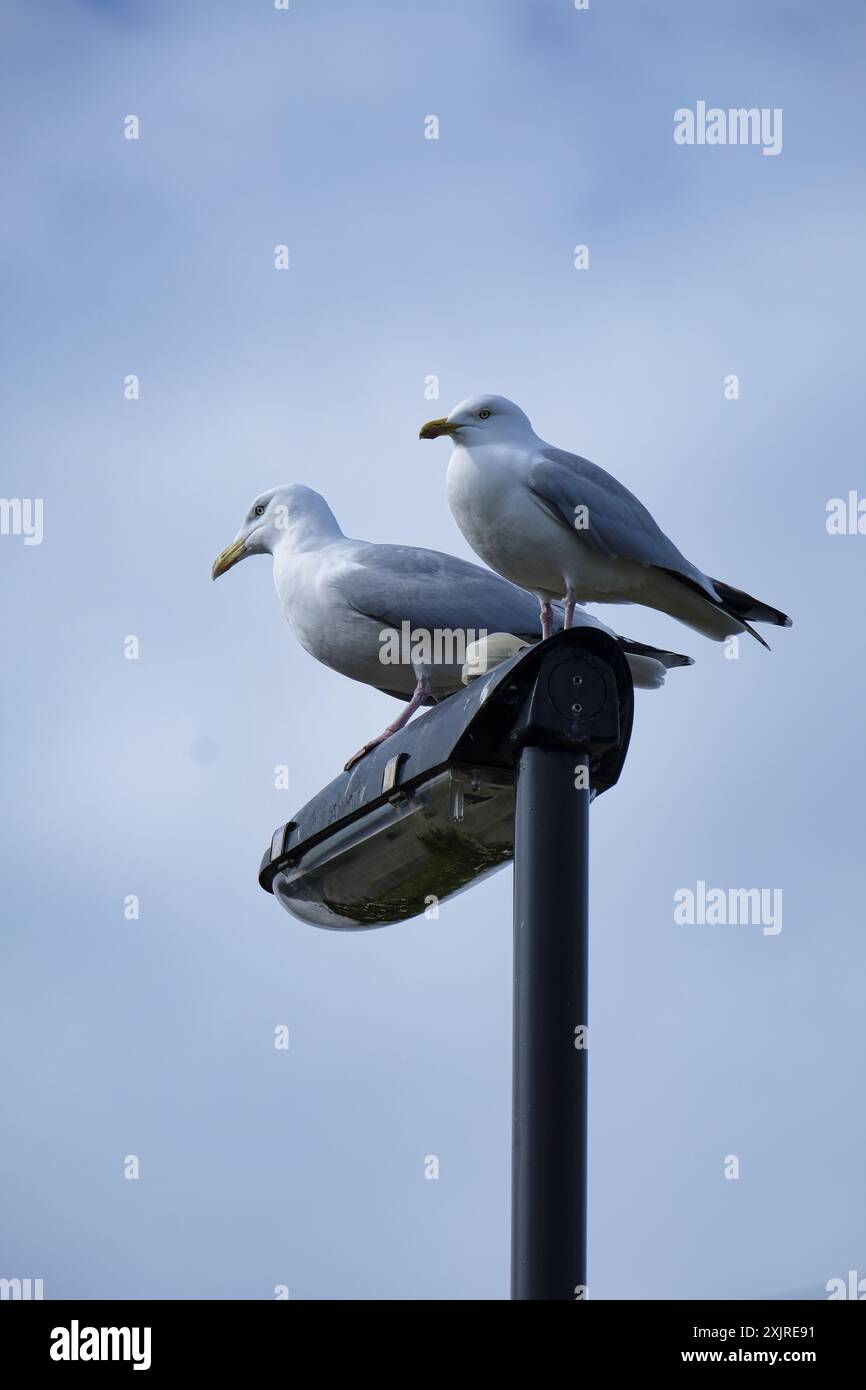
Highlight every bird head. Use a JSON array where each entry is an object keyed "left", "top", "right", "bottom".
[
  {"left": 419, "top": 394, "right": 535, "bottom": 445},
  {"left": 212, "top": 484, "right": 342, "bottom": 579}
]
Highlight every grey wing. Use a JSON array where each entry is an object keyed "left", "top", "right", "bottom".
[
  {"left": 333, "top": 542, "right": 549, "bottom": 640},
  {"left": 529, "top": 448, "right": 718, "bottom": 599}
]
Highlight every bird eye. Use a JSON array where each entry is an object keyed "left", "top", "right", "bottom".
[
  {"left": 478, "top": 409, "right": 491, "bottom": 419},
  {"left": 254, "top": 505, "right": 266, "bottom": 516}
]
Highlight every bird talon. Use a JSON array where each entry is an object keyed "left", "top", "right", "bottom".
[{"left": 343, "top": 747, "right": 370, "bottom": 772}]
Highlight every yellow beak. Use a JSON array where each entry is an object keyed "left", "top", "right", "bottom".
[
  {"left": 211, "top": 538, "right": 247, "bottom": 579},
  {"left": 419, "top": 417, "right": 459, "bottom": 440}
]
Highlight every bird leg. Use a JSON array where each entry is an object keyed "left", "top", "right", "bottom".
[
  {"left": 563, "top": 587, "right": 576, "bottom": 630},
  {"left": 344, "top": 672, "right": 433, "bottom": 771},
  {"left": 540, "top": 600, "right": 553, "bottom": 640}
]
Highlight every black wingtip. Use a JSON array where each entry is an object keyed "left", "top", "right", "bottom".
[
  {"left": 618, "top": 637, "right": 695, "bottom": 669},
  {"left": 708, "top": 577, "right": 792, "bottom": 630},
  {"left": 744, "top": 620, "right": 771, "bottom": 651}
]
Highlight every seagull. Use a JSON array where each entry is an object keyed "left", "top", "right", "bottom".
[
  {"left": 420, "top": 394, "right": 792, "bottom": 646},
  {"left": 212, "top": 484, "right": 693, "bottom": 769}
]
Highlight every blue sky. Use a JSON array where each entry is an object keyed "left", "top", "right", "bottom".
[{"left": 1, "top": 0, "right": 865, "bottom": 1299}]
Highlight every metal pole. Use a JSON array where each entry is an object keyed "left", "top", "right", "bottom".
[{"left": 512, "top": 743, "right": 590, "bottom": 1300}]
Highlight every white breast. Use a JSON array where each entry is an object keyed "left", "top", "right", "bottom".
[
  {"left": 446, "top": 444, "right": 632, "bottom": 602},
  {"left": 271, "top": 546, "right": 450, "bottom": 700}
]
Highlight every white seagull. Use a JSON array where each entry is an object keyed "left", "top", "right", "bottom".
[
  {"left": 212, "top": 484, "right": 693, "bottom": 769},
  {"left": 420, "top": 394, "right": 792, "bottom": 647}
]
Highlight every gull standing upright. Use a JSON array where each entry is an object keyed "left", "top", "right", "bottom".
[
  {"left": 420, "top": 394, "right": 792, "bottom": 646},
  {"left": 212, "top": 484, "right": 693, "bottom": 769}
]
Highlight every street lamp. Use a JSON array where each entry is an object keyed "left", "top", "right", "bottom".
[{"left": 259, "top": 627, "right": 634, "bottom": 1299}]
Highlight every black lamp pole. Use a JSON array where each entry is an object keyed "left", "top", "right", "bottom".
[
  {"left": 512, "top": 745, "right": 590, "bottom": 1300},
  {"left": 261, "top": 629, "right": 633, "bottom": 1302}
]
